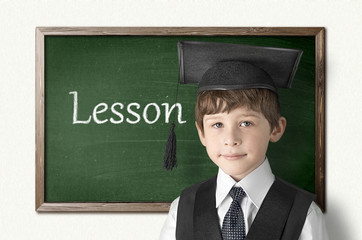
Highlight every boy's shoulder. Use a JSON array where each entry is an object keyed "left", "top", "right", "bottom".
[
  {"left": 180, "top": 175, "right": 217, "bottom": 199},
  {"left": 246, "top": 177, "right": 316, "bottom": 239},
  {"left": 177, "top": 175, "right": 218, "bottom": 216},
  {"left": 275, "top": 176, "right": 316, "bottom": 202},
  {"left": 176, "top": 175, "right": 219, "bottom": 239}
]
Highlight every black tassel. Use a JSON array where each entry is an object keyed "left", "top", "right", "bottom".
[{"left": 163, "top": 123, "right": 177, "bottom": 170}]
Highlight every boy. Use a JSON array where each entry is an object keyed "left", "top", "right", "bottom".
[{"left": 160, "top": 41, "right": 329, "bottom": 240}]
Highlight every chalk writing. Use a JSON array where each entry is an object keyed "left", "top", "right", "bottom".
[{"left": 69, "top": 91, "right": 187, "bottom": 125}]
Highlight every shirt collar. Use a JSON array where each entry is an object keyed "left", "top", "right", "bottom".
[{"left": 215, "top": 158, "right": 275, "bottom": 209}]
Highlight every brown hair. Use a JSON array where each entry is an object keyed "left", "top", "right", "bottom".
[{"left": 195, "top": 89, "right": 281, "bottom": 134}]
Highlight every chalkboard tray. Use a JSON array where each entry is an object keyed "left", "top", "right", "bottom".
[{"left": 35, "top": 27, "right": 325, "bottom": 212}]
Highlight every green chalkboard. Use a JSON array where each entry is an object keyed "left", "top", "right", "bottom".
[{"left": 36, "top": 27, "right": 325, "bottom": 212}]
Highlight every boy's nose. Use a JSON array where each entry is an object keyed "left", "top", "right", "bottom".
[{"left": 224, "top": 129, "right": 241, "bottom": 146}]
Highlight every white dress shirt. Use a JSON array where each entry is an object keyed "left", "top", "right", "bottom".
[{"left": 159, "top": 159, "right": 329, "bottom": 240}]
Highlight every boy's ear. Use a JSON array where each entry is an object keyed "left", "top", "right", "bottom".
[
  {"left": 270, "top": 117, "right": 287, "bottom": 143},
  {"left": 195, "top": 122, "right": 206, "bottom": 146}
]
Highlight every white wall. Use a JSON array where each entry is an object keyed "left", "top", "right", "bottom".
[{"left": 1, "top": 1, "right": 361, "bottom": 239}]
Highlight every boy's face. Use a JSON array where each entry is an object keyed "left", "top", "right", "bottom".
[{"left": 196, "top": 106, "right": 286, "bottom": 182}]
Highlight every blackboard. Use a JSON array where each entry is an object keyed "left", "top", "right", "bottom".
[{"left": 35, "top": 27, "right": 325, "bottom": 212}]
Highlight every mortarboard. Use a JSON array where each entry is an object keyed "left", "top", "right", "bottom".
[
  {"left": 178, "top": 40, "right": 303, "bottom": 93},
  {"left": 163, "top": 40, "right": 303, "bottom": 170}
]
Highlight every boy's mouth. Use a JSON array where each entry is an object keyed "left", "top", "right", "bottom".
[{"left": 221, "top": 153, "right": 247, "bottom": 160}]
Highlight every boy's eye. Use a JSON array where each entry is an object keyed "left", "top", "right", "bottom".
[
  {"left": 240, "top": 121, "right": 252, "bottom": 127},
  {"left": 212, "top": 122, "right": 223, "bottom": 128}
]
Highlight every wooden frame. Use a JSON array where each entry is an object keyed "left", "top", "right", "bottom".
[{"left": 36, "top": 27, "right": 325, "bottom": 212}]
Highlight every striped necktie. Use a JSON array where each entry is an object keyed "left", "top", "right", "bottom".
[{"left": 221, "top": 187, "right": 246, "bottom": 240}]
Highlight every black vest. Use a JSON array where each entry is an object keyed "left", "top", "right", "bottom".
[{"left": 176, "top": 176, "right": 315, "bottom": 240}]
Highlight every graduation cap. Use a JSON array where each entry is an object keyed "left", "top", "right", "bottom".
[{"left": 163, "top": 40, "right": 303, "bottom": 170}]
